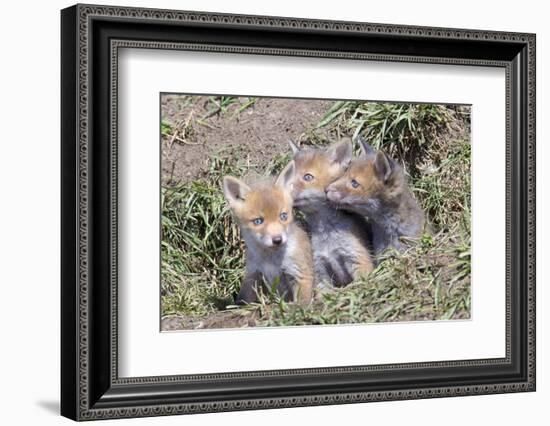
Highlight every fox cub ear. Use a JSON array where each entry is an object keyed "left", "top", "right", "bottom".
[
  {"left": 288, "top": 139, "right": 301, "bottom": 154},
  {"left": 374, "top": 151, "right": 393, "bottom": 182},
  {"left": 223, "top": 176, "right": 250, "bottom": 207},
  {"left": 327, "top": 137, "right": 352, "bottom": 169},
  {"left": 275, "top": 161, "right": 295, "bottom": 190},
  {"left": 357, "top": 136, "right": 376, "bottom": 159}
]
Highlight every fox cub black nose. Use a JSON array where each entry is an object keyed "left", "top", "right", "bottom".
[{"left": 272, "top": 235, "right": 283, "bottom": 245}]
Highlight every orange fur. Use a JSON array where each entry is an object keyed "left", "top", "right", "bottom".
[
  {"left": 291, "top": 226, "right": 315, "bottom": 302},
  {"left": 231, "top": 183, "right": 294, "bottom": 242},
  {"left": 325, "top": 142, "right": 425, "bottom": 255},
  {"left": 223, "top": 162, "right": 314, "bottom": 304},
  {"left": 291, "top": 138, "right": 352, "bottom": 201},
  {"left": 328, "top": 156, "right": 403, "bottom": 202},
  {"left": 289, "top": 138, "right": 374, "bottom": 286}
]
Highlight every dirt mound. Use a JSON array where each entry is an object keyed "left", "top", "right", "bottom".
[
  {"left": 161, "top": 310, "right": 259, "bottom": 331},
  {"left": 161, "top": 95, "right": 330, "bottom": 185}
]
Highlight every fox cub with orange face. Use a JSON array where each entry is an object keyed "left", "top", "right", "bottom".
[
  {"left": 223, "top": 162, "right": 314, "bottom": 304},
  {"left": 326, "top": 138, "right": 425, "bottom": 255},
  {"left": 289, "top": 138, "right": 374, "bottom": 287}
]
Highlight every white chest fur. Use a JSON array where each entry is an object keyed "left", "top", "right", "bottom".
[{"left": 244, "top": 232, "right": 299, "bottom": 285}]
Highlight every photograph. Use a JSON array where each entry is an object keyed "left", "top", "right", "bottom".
[
  {"left": 160, "top": 94, "right": 472, "bottom": 331},
  {"left": 59, "top": 3, "right": 536, "bottom": 420}
]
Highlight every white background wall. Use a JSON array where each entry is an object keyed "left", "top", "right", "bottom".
[{"left": 0, "top": 0, "right": 546, "bottom": 424}]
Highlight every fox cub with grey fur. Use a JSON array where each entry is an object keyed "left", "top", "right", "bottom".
[
  {"left": 326, "top": 138, "right": 425, "bottom": 255},
  {"left": 289, "top": 138, "right": 374, "bottom": 287},
  {"left": 223, "top": 161, "right": 314, "bottom": 304}
]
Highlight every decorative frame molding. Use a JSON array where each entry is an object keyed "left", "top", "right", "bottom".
[{"left": 61, "top": 4, "right": 535, "bottom": 421}]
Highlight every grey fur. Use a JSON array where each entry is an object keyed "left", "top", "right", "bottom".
[
  {"left": 358, "top": 135, "right": 376, "bottom": 158},
  {"left": 237, "top": 223, "right": 305, "bottom": 303},
  {"left": 288, "top": 139, "right": 300, "bottom": 154},
  {"left": 303, "top": 203, "right": 370, "bottom": 287},
  {"left": 360, "top": 197, "right": 424, "bottom": 255},
  {"left": 334, "top": 141, "right": 425, "bottom": 255},
  {"left": 291, "top": 141, "right": 372, "bottom": 287}
]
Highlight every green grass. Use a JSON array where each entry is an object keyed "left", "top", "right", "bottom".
[
  {"left": 161, "top": 155, "right": 247, "bottom": 316},
  {"left": 202, "top": 96, "right": 257, "bottom": 120},
  {"left": 310, "top": 102, "right": 467, "bottom": 173},
  {"left": 245, "top": 227, "right": 470, "bottom": 327},
  {"left": 301, "top": 102, "right": 470, "bottom": 229},
  {"left": 160, "top": 150, "right": 291, "bottom": 317},
  {"left": 160, "top": 99, "right": 471, "bottom": 329},
  {"left": 161, "top": 120, "right": 172, "bottom": 135}
]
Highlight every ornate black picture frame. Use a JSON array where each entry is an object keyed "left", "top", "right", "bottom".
[{"left": 61, "top": 4, "right": 536, "bottom": 421}]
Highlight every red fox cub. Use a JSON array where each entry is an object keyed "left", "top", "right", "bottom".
[
  {"left": 325, "top": 138, "right": 425, "bottom": 255},
  {"left": 223, "top": 161, "right": 314, "bottom": 304},
  {"left": 289, "top": 138, "right": 374, "bottom": 287}
]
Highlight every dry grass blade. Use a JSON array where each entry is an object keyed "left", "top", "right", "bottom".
[{"left": 160, "top": 98, "right": 472, "bottom": 329}]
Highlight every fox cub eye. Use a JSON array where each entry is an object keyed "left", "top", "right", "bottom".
[
  {"left": 279, "top": 212, "right": 288, "bottom": 221},
  {"left": 303, "top": 173, "right": 314, "bottom": 182},
  {"left": 252, "top": 217, "right": 264, "bottom": 226},
  {"left": 350, "top": 179, "right": 360, "bottom": 189}
]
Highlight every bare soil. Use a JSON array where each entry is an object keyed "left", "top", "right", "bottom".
[
  {"left": 161, "top": 95, "right": 330, "bottom": 185},
  {"left": 161, "top": 311, "right": 260, "bottom": 331}
]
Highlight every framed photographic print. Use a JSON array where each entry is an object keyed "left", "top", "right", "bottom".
[{"left": 61, "top": 4, "right": 536, "bottom": 421}]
